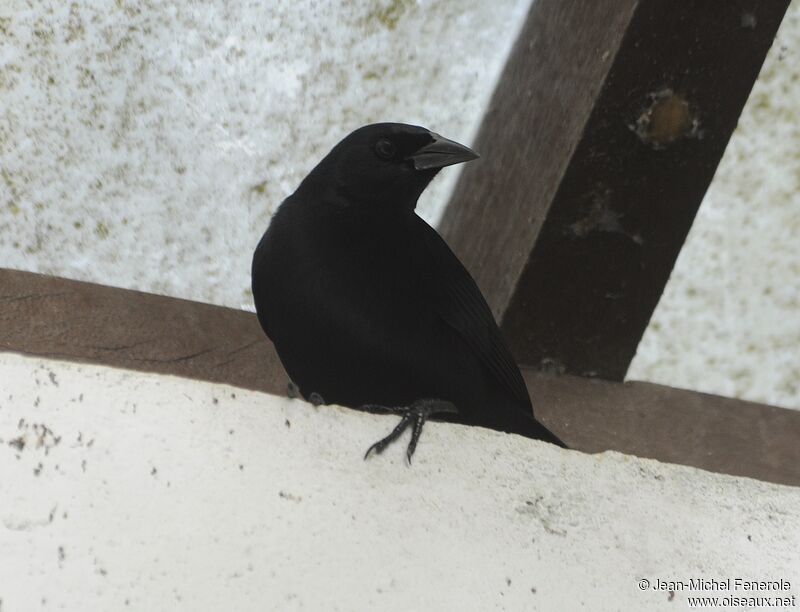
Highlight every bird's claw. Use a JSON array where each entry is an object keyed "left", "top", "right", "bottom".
[{"left": 362, "top": 399, "right": 457, "bottom": 464}]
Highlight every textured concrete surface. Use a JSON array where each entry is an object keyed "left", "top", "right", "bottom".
[
  {"left": 628, "top": 0, "right": 800, "bottom": 409},
  {"left": 0, "top": 0, "right": 529, "bottom": 306},
  {"left": 1, "top": 0, "right": 798, "bottom": 410},
  {"left": 1, "top": 353, "right": 799, "bottom": 611}
]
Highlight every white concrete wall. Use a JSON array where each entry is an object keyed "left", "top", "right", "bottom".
[
  {"left": 1, "top": 0, "right": 798, "bottom": 410},
  {"left": 0, "top": 0, "right": 530, "bottom": 306},
  {"left": 1, "top": 352, "right": 799, "bottom": 611}
]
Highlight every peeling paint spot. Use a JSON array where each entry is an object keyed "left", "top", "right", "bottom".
[
  {"left": 568, "top": 188, "right": 642, "bottom": 246},
  {"left": 569, "top": 200, "right": 623, "bottom": 238},
  {"left": 741, "top": 12, "right": 757, "bottom": 29},
  {"left": 631, "top": 89, "right": 700, "bottom": 149},
  {"left": 516, "top": 497, "right": 567, "bottom": 536},
  {"left": 538, "top": 358, "right": 565, "bottom": 376}
]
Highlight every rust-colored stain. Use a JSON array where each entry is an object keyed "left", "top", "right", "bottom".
[{"left": 634, "top": 89, "right": 697, "bottom": 148}]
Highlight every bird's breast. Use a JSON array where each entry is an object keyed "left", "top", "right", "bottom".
[{"left": 257, "top": 209, "right": 431, "bottom": 344}]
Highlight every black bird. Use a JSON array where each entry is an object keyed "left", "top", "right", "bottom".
[{"left": 252, "top": 123, "right": 564, "bottom": 461}]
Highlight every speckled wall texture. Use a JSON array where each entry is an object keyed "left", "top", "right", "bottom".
[
  {"left": 1, "top": 0, "right": 798, "bottom": 409},
  {"left": 1, "top": 0, "right": 530, "bottom": 302}
]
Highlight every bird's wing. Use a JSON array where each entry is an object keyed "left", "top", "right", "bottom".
[{"left": 413, "top": 214, "right": 533, "bottom": 412}]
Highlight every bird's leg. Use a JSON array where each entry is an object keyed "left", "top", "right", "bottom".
[
  {"left": 362, "top": 399, "right": 458, "bottom": 464},
  {"left": 287, "top": 382, "right": 300, "bottom": 399},
  {"left": 308, "top": 392, "right": 326, "bottom": 406}
]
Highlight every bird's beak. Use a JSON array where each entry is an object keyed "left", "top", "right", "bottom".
[{"left": 408, "top": 132, "right": 480, "bottom": 170}]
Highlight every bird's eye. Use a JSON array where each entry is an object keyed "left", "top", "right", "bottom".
[{"left": 374, "top": 138, "right": 397, "bottom": 160}]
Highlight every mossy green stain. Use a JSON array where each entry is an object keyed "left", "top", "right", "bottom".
[
  {"left": 362, "top": 66, "right": 388, "bottom": 81},
  {"left": 2, "top": 168, "right": 20, "bottom": 210},
  {"left": 365, "top": 0, "right": 414, "bottom": 31},
  {"left": 95, "top": 221, "right": 109, "bottom": 239}
]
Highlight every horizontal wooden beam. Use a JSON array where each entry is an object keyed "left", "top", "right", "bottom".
[
  {"left": 440, "top": 0, "right": 790, "bottom": 380},
  {"left": 0, "top": 268, "right": 284, "bottom": 393},
  {"left": 527, "top": 374, "right": 800, "bottom": 488},
  {"left": 2, "top": 269, "right": 798, "bottom": 487}
]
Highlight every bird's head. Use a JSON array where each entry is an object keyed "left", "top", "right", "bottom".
[{"left": 298, "top": 123, "right": 479, "bottom": 212}]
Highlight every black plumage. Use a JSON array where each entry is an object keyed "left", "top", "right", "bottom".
[{"left": 252, "top": 123, "right": 564, "bottom": 460}]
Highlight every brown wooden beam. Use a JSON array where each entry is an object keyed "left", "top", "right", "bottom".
[
  {"left": 528, "top": 373, "right": 800, "bottom": 489},
  {"left": 2, "top": 269, "right": 798, "bottom": 487},
  {"left": 0, "top": 268, "right": 285, "bottom": 394},
  {"left": 439, "top": 0, "right": 790, "bottom": 380}
]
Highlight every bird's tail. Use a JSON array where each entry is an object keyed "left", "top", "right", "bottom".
[
  {"left": 494, "top": 407, "right": 568, "bottom": 449},
  {"left": 436, "top": 399, "right": 568, "bottom": 448},
  {"left": 526, "top": 418, "right": 567, "bottom": 449}
]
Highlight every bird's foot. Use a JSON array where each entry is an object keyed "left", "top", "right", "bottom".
[
  {"left": 362, "top": 399, "right": 458, "bottom": 464},
  {"left": 287, "top": 384, "right": 325, "bottom": 407}
]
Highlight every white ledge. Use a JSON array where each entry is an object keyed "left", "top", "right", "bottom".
[{"left": 1, "top": 352, "right": 798, "bottom": 611}]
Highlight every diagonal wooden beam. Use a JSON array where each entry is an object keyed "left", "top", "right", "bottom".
[
  {"left": 2, "top": 269, "right": 799, "bottom": 487},
  {"left": 439, "top": 0, "right": 790, "bottom": 380}
]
